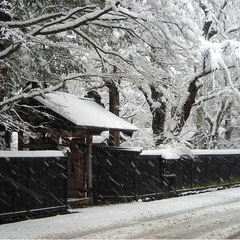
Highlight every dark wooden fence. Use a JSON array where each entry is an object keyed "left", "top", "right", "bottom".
[
  {"left": 92, "top": 147, "right": 240, "bottom": 202},
  {"left": 93, "top": 146, "right": 142, "bottom": 202},
  {"left": 0, "top": 151, "right": 67, "bottom": 222}
]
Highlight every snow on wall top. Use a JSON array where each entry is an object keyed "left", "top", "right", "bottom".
[
  {"left": 191, "top": 149, "right": 240, "bottom": 155},
  {"left": 141, "top": 148, "right": 181, "bottom": 159},
  {"left": 0, "top": 150, "right": 66, "bottom": 158},
  {"left": 141, "top": 148, "right": 240, "bottom": 159},
  {"left": 35, "top": 92, "right": 138, "bottom": 132}
]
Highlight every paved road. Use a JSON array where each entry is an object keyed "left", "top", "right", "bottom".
[{"left": 76, "top": 198, "right": 240, "bottom": 239}]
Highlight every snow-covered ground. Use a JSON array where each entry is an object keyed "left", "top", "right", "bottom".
[{"left": 1, "top": 187, "right": 240, "bottom": 239}]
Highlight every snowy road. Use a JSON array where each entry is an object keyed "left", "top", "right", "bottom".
[
  {"left": 80, "top": 198, "right": 240, "bottom": 239},
  {"left": 1, "top": 187, "right": 240, "bottom": 239}
]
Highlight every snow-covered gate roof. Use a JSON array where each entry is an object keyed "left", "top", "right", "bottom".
[{"left": 35, "top": 92, "right": 138, "bottom": 134}]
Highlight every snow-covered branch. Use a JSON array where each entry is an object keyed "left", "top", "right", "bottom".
[
  {"left": 227, "top": 25, "right": 240, "bottom": 34},
  {"left": 61, "top": 72, "right": 143, "bottom": 83},
  {"left": 30, "top": 5, "right": 98, "bottom": 36},
  {"left": 3, "top": 12, "right": 64, "bottom": 28},
  {"left": 73, "top": 29, "right": 133, "bottom": 65},
  {"left": 0, "top": 81, "right": 66, "bottom": 112},
  {"left": 3, "top": 6, "right": 98, "bottom": 29},
  {"left": 0, "top": 70, "right": 144, "bottom": 113},
  {"left": 0, "top": 44, "right": 21, "bottom": 59},
  {"left": 194, "top": 87, "right": 236, "bottom": 106},
  {"left": 34, "top": 2, "right": 120, "bottom": 35}
]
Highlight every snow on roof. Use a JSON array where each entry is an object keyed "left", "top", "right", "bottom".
[
  {"left": 35, "top": 92, "right": 138, "bottom": 132},
  {"left": 0, "top": 150, "right": 66, "bottom": 158}
]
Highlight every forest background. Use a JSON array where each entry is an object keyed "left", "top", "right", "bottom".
[{"left": 1, "top": 0, "right": 240, "bottom": 150}]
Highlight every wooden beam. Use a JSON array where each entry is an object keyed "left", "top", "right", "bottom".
[{"left": 42, "top": 128, "right": 101, "bottom": 139}]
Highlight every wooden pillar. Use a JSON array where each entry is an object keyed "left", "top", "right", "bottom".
[
  {"left": 86, "top": 135, "right": 93, "bottom": 203},
  {"left": 4, "top": 131, "right": 11, "bottom": 150},
  {"left": 66, "top": 135, "right": 94, "bottom": 202},
  {"left": 18, "top": 131, "right": 24, "bottom": 150},
  {"left": 67, "top": 138, "right": 86, "bottom": 198}
]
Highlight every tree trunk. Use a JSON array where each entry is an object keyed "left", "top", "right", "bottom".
[
  {"left": 144, "top": 80, "right": 199, "bottom": 145},
  {"left": 0, "top": 66, "right": 7, "bottom": 102},
  {"left": 150, "top": 86, "right": 166, "bottom": 146},
  {"left": 0, "top": 7, "right": 11, "bottom": 102},
  {"left": 106, "top": 82, "right": 120, "bottom": 146},
  {"left": 174, "top": 81, "right": 199, "bottom": 134}
]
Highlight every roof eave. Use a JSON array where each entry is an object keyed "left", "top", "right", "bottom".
[{"left": 76, "top": 125, "right": 138, "bottom": 136}]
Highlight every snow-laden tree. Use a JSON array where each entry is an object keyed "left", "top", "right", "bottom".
[
  {"left": 185, "top": 0, "right": 240, "bottom": 149},
  {"left": 2, "top": 0, "right": 240, "bottom": 150},
  {"left": 109, "top": 0, "right": 205, "bottom": 146},
  {"left": 114, "top": 0, "right": 240, "bottom": 149},
  {"left": 0, "top": 0, "right": 141, "bottom": 134}
]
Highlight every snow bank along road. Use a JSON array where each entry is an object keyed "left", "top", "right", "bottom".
[{"left": 1, "top": 187, "right": 240, "bottom": 239}]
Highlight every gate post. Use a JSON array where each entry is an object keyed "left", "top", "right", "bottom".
[{"left": 86, "top": 135, "right": 93, "bottom": 203}]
